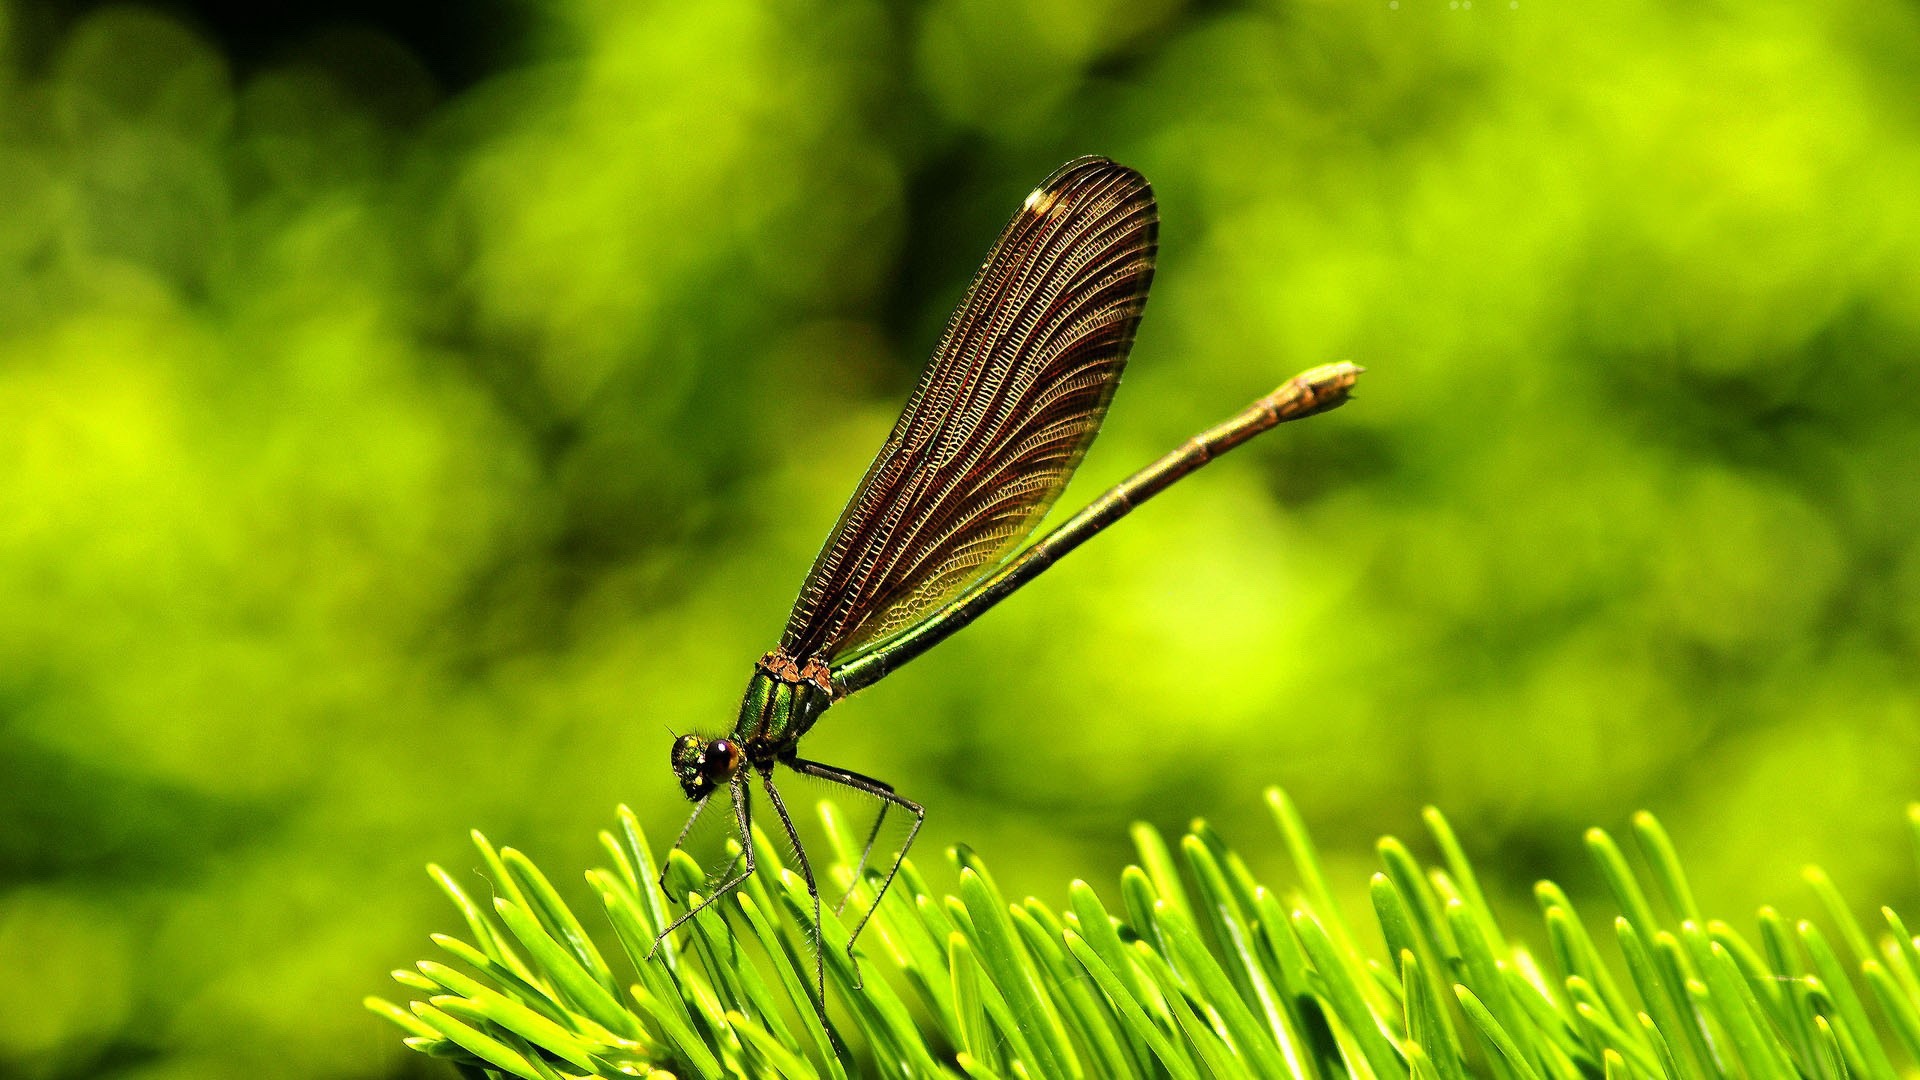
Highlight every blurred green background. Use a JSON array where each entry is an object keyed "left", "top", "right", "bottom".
[{"left": 4, "top": 0, "right": 1920, "bottom": 1075}]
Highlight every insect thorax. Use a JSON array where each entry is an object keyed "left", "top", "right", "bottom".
[{"left": 733, "top": 649, "right": 833, "bottom": 761}]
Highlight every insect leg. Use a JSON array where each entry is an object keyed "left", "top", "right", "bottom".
[
  {"left": 761, "top": 771, "right": 827, "bottom": 1018},
  {"left": 649, "top": 777, "right": 753, "bottom": 955},
  {"left": 784, "top": 756, "right": 925, "bottom": 988},
  {"left": 838, "top": 801, "right": 889, "bottom": 916},
  {"left": 658, "top": 792, "right": 712, "bottom": 893}
]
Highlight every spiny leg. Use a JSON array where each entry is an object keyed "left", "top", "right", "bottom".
[
  {"left": 649, "top": 777, "right": 752, "bottom": 955},
  {"left": 838, "top": 801, "right": 889, "bottom": 916},
  {"left": 664, "top": 792, "right": 748, "bottom": 894},
  {"left": 785, "top": 756, "right": 925, "bottom": 989},
  {"left": 761, "top": 771, "right": 827, "bottom": 1018},
  {"left": 658, "top": 791, "right": 712, "bottom": 893}
]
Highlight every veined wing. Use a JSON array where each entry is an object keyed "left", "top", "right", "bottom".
[{"left": 779, "top": 157, "right": 1158, "bottom": 666}]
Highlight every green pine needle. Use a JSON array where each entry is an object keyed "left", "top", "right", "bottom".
[{"left": 369, "top": 795, "right": 1920, "bottom": 1080}]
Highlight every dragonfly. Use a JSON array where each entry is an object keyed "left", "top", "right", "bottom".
[{"left": 655, "top": 156, "right": 1361, "bottom": 1013}]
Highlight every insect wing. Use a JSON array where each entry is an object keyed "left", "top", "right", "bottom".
[{"left": 780, "top": 157, "right": 1158, "bottom": 664}]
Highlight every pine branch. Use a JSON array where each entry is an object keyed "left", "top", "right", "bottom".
[{"left": 368, "top": 791, "right": 1920, "bottom": 1080}]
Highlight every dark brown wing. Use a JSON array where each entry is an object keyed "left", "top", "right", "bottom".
[{"left": 780, "top": 157, "right": 1158, "bottom": 664}]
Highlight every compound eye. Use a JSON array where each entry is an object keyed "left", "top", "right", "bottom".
[{"left": 703, "top": 739, "right": 741, "bottom": 779}]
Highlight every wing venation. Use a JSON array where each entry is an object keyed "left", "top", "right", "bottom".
[{"left": 779, "top": 157, "right": 1158, "bottom": 664}]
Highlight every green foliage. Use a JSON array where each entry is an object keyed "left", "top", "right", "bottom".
[
  {"left": 373, "top": 791, "right": 1920, "bottom": 1079},
  {"left": 6, "top": 1, "right": 1920, "bottom": 1078}
]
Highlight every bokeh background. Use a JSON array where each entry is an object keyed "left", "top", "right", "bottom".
[{"left": 4, "top": 0, "right": 1920, "bottom": 1075}]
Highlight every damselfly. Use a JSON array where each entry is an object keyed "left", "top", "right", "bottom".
[{"left": 656, "top": 156, "right": 1361, "bottom": 1014}]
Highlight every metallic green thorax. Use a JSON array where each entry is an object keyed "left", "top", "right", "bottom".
[{"left": 732, "top": 651, "right": 832, "bottom": 762}]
